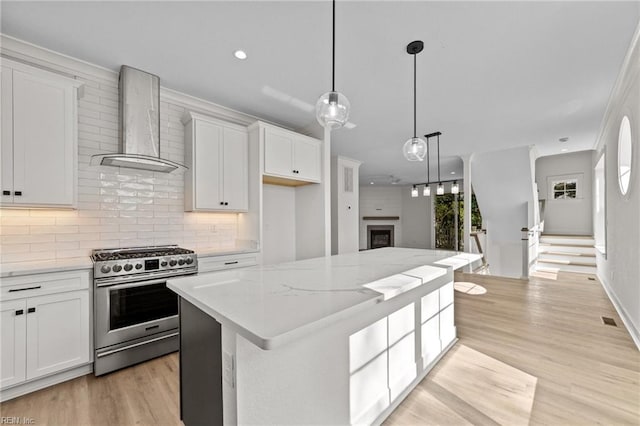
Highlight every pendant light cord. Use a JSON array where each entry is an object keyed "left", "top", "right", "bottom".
[
  {"left": 426, "top": 137, "right": 430, "bottom": 183},
  {"left": 332, "top": 0, "right": 336, "bottom": 92},
  {"left": 413, "top": 53, "right": 417, "bottom": 138}
]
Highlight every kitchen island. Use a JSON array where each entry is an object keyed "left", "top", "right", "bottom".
[{"left": 167, "top": 247, "right": 482, "bottom": 426}]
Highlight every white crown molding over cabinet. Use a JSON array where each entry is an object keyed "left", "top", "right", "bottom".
[
  {"left": 183, "top": 112, "right": 249, "bottom": 212},
  {"left": 1, "top": 58, "right": 83, "bottom": 208}
]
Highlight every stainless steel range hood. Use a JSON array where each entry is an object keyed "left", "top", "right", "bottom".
[{"left": 91, "top": 66, "right": 185, "bottom": 173}]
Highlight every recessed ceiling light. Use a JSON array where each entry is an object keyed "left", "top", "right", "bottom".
[
  {"left": 370, "top": 182, "right": 374, "bottom": 185},
  {"left": 450, "top": 171, "right": 456, "bottom": 175},
  {"left": 561, "top": 148, "right": 569, "bottom": 152},
  {"left": 234, "top": 50, "right": 247, "bottom": 60},
  {"left": 559, "top": 137, "right": 569, "bottom": 142}
]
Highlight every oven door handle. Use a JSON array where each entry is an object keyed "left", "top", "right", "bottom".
[
  {"left": 99, "top": 278, "right": 169, "bottom": 290},
  {"left": 96, "top": 332, "right": 179, "bottom": 358}
]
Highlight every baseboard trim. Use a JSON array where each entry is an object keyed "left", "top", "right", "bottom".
[
  {"left": 1, "top": 363, "right": 93, "bottom": 402},
  {"left": 597, "top": 272, "right": 640, "bottom": 351}
]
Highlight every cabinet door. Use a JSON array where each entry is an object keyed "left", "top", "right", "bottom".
[
  {"left": 264, "top": 128, "right": 294, "bottom": 178},
  {"left": 25, "top": 291, "right": 90, "bottom": 381},
  {"left": 293, "top": 137, "right": 321, "bottom": 182},
  {"left": 1, "top": 66, "right": 14, "bottom": 203},
  {"left": 439, "top": 304, "right": 456, "bottom": 349},
  {"left": 1, "top": 300, "right": 27, "bottom": 388},
  {"left": 421, "top": 314, "right": 440, "bottom": 368},
  {"left": 222, "top": 127, "right": 248, "bottom": 211},
  {"left": 194, "top": 120, "right": 223, "bottom": 209},
  {"left": 12, "top": 69, "right": 75, "bottom": 206}
]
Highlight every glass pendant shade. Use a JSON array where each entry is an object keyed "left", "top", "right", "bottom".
[
  {"left": 411, "top": 185, "right": 419, "bottom": 198},
  {"left": 423, "top": 185, "right": 431, "bottom": 196},
  {"left": 316, "top": 91, "right": 350, "bottom": 129},
  {"left": 451, "top": 181, "right": 459, "bottom": 194},
  {"left": 436, "top": 182, "right": 444, "bottom": 195},
  {"left": 403, "top": 137, "right": 428, "bottom": 161}
]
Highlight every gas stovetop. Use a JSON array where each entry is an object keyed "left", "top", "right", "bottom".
[{"left": 91, "top": 245, "right": 197, "bottom": 280}]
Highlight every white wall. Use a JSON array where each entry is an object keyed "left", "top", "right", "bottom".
[
  {"left": 536, "top": 150, "right": 594, "bottom": 235},
  {"left": 0, "top": 36, "right": 246, "bottom": 264},
  {"left": 262, "top": 184, "right": 296, "bottom": 265},
  {"left": 400, "top": 188, "right": 432, "bottom": 249},
  {"left": 471, "top": 146, "right": 536, "bottom": 278},
  {"left": 359, "top": 186, "right": 433, "bottom": 250},
  {"left": 593, "top": 23, "right": 640, "bottom": 349},
  {"left": 359, "top": 187, "right": 402, "bottom": 250}
]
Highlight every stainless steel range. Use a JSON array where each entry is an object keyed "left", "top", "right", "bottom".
[{"left": 91, "top": 245, "right": 197, "bottom": 376}]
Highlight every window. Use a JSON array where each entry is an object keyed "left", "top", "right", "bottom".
[
  {"left": 547, "top": 173, "right": 583, "bottom": 201},
  {"left": 618, "top": 115, "right": 632, "bottom": 195},
  {"left": 552, "top": 179, "right": 577, "bottom": 199}
]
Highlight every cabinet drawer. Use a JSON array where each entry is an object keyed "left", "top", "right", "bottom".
[
  {"left": 0, "top": 271, "right": 90, "bottom": 301},
  {"left": 197, "top": 253, "right": 258, "bottom": 274}
]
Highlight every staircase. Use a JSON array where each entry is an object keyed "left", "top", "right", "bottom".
[{"left": 536, "top": 234, "right": 597, "bottom": 275}]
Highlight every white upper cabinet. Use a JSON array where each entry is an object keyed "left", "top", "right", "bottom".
[
  {"left": 183, "top": 112, "right": 248, "bottom": 212},
  {"left": 1, "top": 60, "right": 82, "bottom": 208},
  {"left": 263, "top": 125, "right": 321, "bottom": 183}
]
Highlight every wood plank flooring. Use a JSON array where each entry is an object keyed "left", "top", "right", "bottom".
[{"left": 2, "top": 272, "right": 639, "bottom": 425}]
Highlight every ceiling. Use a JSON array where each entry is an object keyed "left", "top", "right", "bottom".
[{"left": 2, "top": 1, "right": 638, "bottom": 185}]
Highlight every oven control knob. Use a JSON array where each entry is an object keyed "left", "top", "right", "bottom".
[
  {"left": 178, "top": 258, "right": 185, "bottom": 266},
  {"left": 100, "top": 265, "right": 111, "bottom": 274},
  {"left": 135, "top": 263, "right": 143, "bottom": 270},
  {"left": 112, "top": 264, "right": 122, "bottom": 272},
  {"left": 161, "top": 261, "right": 168, "bottom": 267},
  {"left": 185, "top": 257, "right": 193, "bottom": 265},
  {"left": 169, "top": 259, "right": 177, "bottom": 267},
  {"left": 124, "top": 264, "right": 133, "bottom": 272}
]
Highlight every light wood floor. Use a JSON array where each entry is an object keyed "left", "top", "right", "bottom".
[{"left": 2, "top": 272, "right": 639, "bottom": 425}]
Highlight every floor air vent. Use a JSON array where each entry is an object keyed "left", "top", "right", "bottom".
[
  {"left": 601, "top": 316, "right": 617, "bottom": 327},
  {"left": 588, "top": 277, "right": 596, "bottom": 281}
]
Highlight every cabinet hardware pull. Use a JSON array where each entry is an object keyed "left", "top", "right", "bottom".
[
  {"left": 2, "top": 190, "right": 10, "bottom": 196},
  {"left": 15, "top": 310, "right": 24, "bottom": 316},
  {"left": 220, "top": 201, "right": 224, "bottom": 205},
  {"left": 224, "top": 261, "right": 239, "bottom": 265},
  {"left": 27, "top": 307, "right": 36, "bottom": 314},
  {"left": 224, "top": 202, "right": 229, "bottom": 206},
  {"left": 8, "top": 285, "right": 42, "bottom": 293},
  {"left": 14, "top": 191, "right": 22, "bottom": 196},
  {"left": 145, "top": 325, "right": 160, "bottom": 331}
]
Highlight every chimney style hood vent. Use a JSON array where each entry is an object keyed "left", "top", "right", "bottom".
[{"left": 91, "top": 66, "right": 186, "bottom": 173}]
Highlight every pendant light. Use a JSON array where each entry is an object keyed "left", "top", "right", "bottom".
[
  {"left": 411, "top": 185, "right": 419, "bottom": 198},
  {"left": 402, "top": 41, "right": 427, "bottom": 161},
  {"left": 316, "top": 0, "right": 350, "bottom": 129},
  {"left": 451, "top": 181, "right": 460, "bottom": 194}
]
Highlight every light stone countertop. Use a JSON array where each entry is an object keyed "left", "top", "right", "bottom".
[
  {"left": 168, "top": 247, "right": 483, "bottom": 350},
  {"left": 0, "top": 246, "right": 261, "bottom": 278}
]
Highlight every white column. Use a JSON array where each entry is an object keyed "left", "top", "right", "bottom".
[
  {"left": 462, "top": 154, "right": 473, "bottom": 253},
  {"left": 324, "top": 127, "right": 332, "bottom": 257}
]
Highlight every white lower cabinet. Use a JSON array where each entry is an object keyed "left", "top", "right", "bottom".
[
  {"left": 0, "top": 300, "right": 27, "bottom": 388},
  {"left": 0, "top": 271, "right": 90, "bottom": 397},
  {"left": 421, "top": 313, "right": 441, "bottom": 367},
  {"left": 440, "top": 303, "right": 456, "bottom": 348},
  {"left": 25, "top": 291, "right": 90, "bottom": 380}
]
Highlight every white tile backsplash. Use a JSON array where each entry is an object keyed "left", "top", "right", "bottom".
[{"left": 0, "top": 65, "right": 240, "bottom": 263}]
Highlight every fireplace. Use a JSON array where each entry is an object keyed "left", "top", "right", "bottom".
[{"left": 367, "top": 225, "right": 394, "bottom": 249}]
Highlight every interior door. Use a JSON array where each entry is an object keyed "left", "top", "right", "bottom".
[
  {"left": 264, "top": 127, "right": 294, "bottom": 177},
  {"left": 12, "top": 69, "right": 74, "bottom": 206},
  {"left": 222, "top": 127, "right": 248, "bottom": 210},
  {"left": 0, "top": 299, "right": 27, "bottom": 388},
  {"left": 26, "top": 291, "right": 90, "bottom": 380},
  {"left": 194, "top": 120, "right": 223, "bottom": 209}
]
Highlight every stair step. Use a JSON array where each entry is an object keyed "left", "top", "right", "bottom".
[
  {"left": 539, "top": 236, "right": 595, "bottom": 246},
  {"left": 536, "top": 262, "right": 597, "bottom": 275},
  {"left": 541, "top": 234, "right": 594, "bottom": 238},
  {"left": 537, "top": 257, "right": 596, "bottom": 267},
  {"left": 539, "top": 243, "right": 595, "bottom": 253},
  {"left": 542, "top": 251, "right": 595, "bottom": 257}
]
